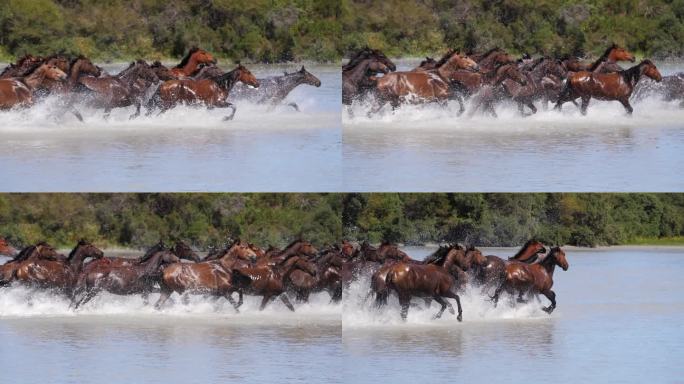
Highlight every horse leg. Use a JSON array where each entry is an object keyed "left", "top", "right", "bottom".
[
  {"left": 580, "top": 96, "right": 590, "bottom": 115},
  {"left": 517, "top": 290, "right": 528, "bottom": 303},
  {"left": 398, "top": 294, "right": 411, "bottom": 321},
  {"left": 103, "top": 107, "right": 112, "bottom": 120},
  {"left": 287, "top": 102, "right": 300, "bottom": 112},
  {"left": 490, "top": 282, "right": 505, "bottom": 307},
  {"left": 224, "top": 292, "right": 240, "bottom": 313},
  {"left": 541, "top": 289, "right": 557, "bottom": 314},
  {"left": 280, "top": 295, "right": 296, "bottom": 312},
  {"left": 619, "top": 98, "right": 633, "bottom": 115},
  {"left": 70, "top": 106, "right": 84, "bottom": 122},
  {"left": 431, "top": 296, "right": 448, "bottom": 320},
  {"left": 220, "top": 102, "right": 237, "bottom": 121},
  {"left": 526, "top": 101, "right": 537, "bottom": 116},
  {"left": 442, "top": 290, "right": 462, "bottom": 322},
  {"left": 129, "top": 102, "right": 141, "bottom": 120},
  {"left": 181, "top": 293, "right": 190, "bottom": 305},
  {"left": 259, "top": 295, "right": 273, "bottom": 311},
  {"left": 73, "top": 288, "right": 99, "bottom": 310},
  {"left": 141, "top": 291, "right": 150, "bottom": 306},
  {"left": 154, "top": 287, "right": 173, "bottom": 310}
]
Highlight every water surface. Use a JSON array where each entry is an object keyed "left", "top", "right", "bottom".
[{"left": 343, "top": 247, "right": 684, "bottom": 383}]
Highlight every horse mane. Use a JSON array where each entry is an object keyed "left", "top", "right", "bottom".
[
  {"left": 12, "top": 244, "right": 37, "bottom": 261},
  {"left": 139, "top": 242, "right": 165, "bottom": 263},
  {"left": 509, "top": 239, "right": 542, "bottom": 262},
  {"left": 175, "top": 47, "right": 200, "bottom": 68},
  {"left": 621, "top": 60, "right": 649, "bottom": 84},
  {"left": 590, "top": 43, "right": 618, "bottom": 71},
  {"left": 434, "top": 49, "right": 457, "bottom": 68},
  {"left": 214, "top": 65, "right": 242, "bottom": 89},
  {"left": 282, "top": 238, "right": 303, "bottom": 251},
  {"left": 477, "top": 47, "right": 502, "bottom": 61},
  {"left": 423, "top": 244, "right": 454, "bottom": 264},
  {"left": 528, "top": 57, "right": 548, "bottom": 70},
  {"left": 343, "top": 48, "right": 374, "bottom": 70}
]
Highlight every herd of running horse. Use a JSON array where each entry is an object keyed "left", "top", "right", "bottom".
[
  {"left": 0, "top": 47, "right": 322, "bottom": 120},
  {"left": 343, "top": 44, "right": 682, "bottom": 116},
  {"left": 0, "top": 236, "right": 568, "bottom": 321}
]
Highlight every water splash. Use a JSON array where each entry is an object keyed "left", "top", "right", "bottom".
[
  {"left": 343, "top": 272, "right": 550, "bottom": 329},
  {"left": 0, "top": 284, "right": 340, "bottom": 324}
]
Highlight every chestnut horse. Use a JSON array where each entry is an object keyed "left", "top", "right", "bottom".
[
  {"left": 255, "top": 239, "right": 318, "bottom": 266},
  {"left": 154, "top": 239, "right": 258, "bottom": 311},
  {"left": 14, "top": 240, "right": 104, "bottom": 295},
  {"left": 72, "top": 248, "right": 180, "bottom": 309},
  {"left": 473, "top": 239, "right": 547, "bottom": 291},
  {"left": 370, "top": 51, "right": 479, "bottom": 112},
  {"left": 491, "top": 247, "right": 569, "bottom": 313},
  {"left": 232, "top": 254, "right": 317, "bottom": 311},
  {"left": 0, "top": 242, "right": 63, "bottom": 286},
  {"left": 0, "top": 54, "right": 44, "bottom": 78},
  {"left": 171, "top": 47, "right": 216, "bottom": 78},
  {"left": 0, "top": 63, "right": 67, "bottom": 109},
  {"left": 555, "top": 60, "right": 662, "bottom": 115},
  {"left": 149, "top": 64, "right": 259, "bottom": 120},
  {"left": 385, "top": 262, "right": 463, "bottom": 321},
  {"left": 0, "top": 238, "right": 18, "bottom": 257}
]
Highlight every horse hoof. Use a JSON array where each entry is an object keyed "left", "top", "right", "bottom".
[
  {"left": 223, "top": 116, "right": 234, "bottom": 121},
  {"left": 542, "top": 306, "right": 554, "bottom": 314},
  {"left": 457, "top": 314, "right": 463, "bottom": 322}
]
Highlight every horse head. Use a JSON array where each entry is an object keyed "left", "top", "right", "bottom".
[{"left": 298, "top": 66, "right": 321, "bottom": 87}]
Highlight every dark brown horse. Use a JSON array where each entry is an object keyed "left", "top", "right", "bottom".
[
  {"left": 343, "top": 58, "right": 392, "bottom": 106},
  {"left": 0, "top": 63, "right": 67, "bottom": 109},
  {"left": 555, "top": 60, "right": 662, "bottom": 115},
  {"left": 72, "top": 247, "right": 179, "bottom": 309},
  {"left": 562, "top": 44, "right": 635, "bottom": 74},
  {"left": 171, "top": 47, "right": 216, "bottom": 78},
  {"left": 232, "top": 66, "right": 322, "bottom": 111},
  {"left": 75, "top": 60, "right": 161, "bottom": 119},
  {"left": 491, "top": 247, "right": 569, "bottom": 313},
  {"left": 232, "top": 254, "right": 317, "bottom": 311},
  {"left": 0, "top": 54, "right": 44, "bottom": 79},
  {"left": 149, "top": 64, "right": 259, "bottom": 120},
  {"left": 154, "top": 239, "right": 258, "bottom": 311},
  {"left": 286, "top": 248, "right": 343, "bottom": 303},
  {"left": 255, "top": 239, "right": 318, "bottom": 266},
  {"left": 343, "top": 48, "right": 396, "bottom": 72},
  {"left": 466, "top": 62, "right": 528, "bottom": 117},
  {"left": 14, "top": 240, "right": 104, "bottom": 295}
]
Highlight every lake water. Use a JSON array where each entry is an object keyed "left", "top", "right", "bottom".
[
  {"left": 342, "top": 246, "right": 684, "bottom": 383},
  {"left": 0, "top": 63, "right": 341, "bottom": 192},
  {"left": 342, "top": 60, "right": 684, "bottom": 191}
]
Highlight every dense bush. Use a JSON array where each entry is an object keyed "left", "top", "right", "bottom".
[
  {"left": 0, "top": 194, "right": 342, "bottom": 249},
  {"left": 340, "top": 0, "right": 684, "bottom": 59},
  {"left": 342, "top": 193, "right": 684, "bottom": 247},
  {"left": 0, "top": 0, "right": 342, "bottom": 62}
]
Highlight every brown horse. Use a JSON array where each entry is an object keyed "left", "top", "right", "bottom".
[
  {"left": 14, "top": 240, "right": 104, "bottom": 295},
  {"left": 385, "top": 262, "right": 463, "bottom": 321},
  {"left": 555, "top": 60, "right": 662, "bottom": 115},
  {"left": 232, "top": 254, "right": 317, "bottom": 311},
  {"left": 466, "top": 62, "right": 528, "bottom": 117},
  {"left": 562, "top": 44, "right": 636, "bottom": 74},
  {"left": 154, "top": 239, "right": 258, "bottom": 311},
  {"left": 491, "top": 247, "right": 569, "bottom": 313},
  {"left": 255, "top": 239, "right": 318, "bottom": 266},
  {"left": 72, "top": 247, "right": 179, "bottom": 309},
  {"left": 370, "top": 51, "right": 479, "bottom": 112},
  {"left": 342, "top": 58, "right": 392, "bottom": 106},
  {"left": 0, "top": 238, "right": 18, "bottom": 257},
  {"left": 0, "top": 54, "right": 44, "bottom": 78},
  {"left": 149, "top": 64, "right": 259, "bottom": 120},
  {"left": 231, "top": 66, "right": 322, "bottom": 111},
  {"left": 343, "top": 47, "right": 396, "bottom": 72},
  {"left": 473, "top": 239, "right": 547, "bottom": 290},
  {"left": 0, "top": 242, "right": 63, "bottom": 286},
  {"left": 0, "top": 63, "right": 67, "bottom": 109},
  {"left": 75, "top": 60, "right": 161, "bottom": 119},
  {"left": 286, "top": 248, "right": 343, "bottom": 303},
  {"left": 171, "top": 47, "right": 216, "bottom": 78}
]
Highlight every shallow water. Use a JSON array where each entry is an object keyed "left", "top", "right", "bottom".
[
  {"left": 0, "top": 63, "right": 340, "bottom": 192},
  {"left": 0, "top": 286, "right": 341, "bottom": 384},
  {"left": 343, "top": 247, "right": 684, "bottom": 383},
  {"left": 342, "top": 60, "right": 684, "bottom": 191}
]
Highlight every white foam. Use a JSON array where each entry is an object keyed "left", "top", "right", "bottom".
[{"left": 0, "top": 284, "right": 340, "bottom": 324}]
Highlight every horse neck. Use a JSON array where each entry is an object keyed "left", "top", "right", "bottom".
[
  {"left": 622, "top": 64, "right": 644, "bottom": 87},
  {"left": 347, "top": 60, "right": 372, "bottom": 80},
  {"left": 540, "top": 254, "right": 557, "bottom": 277},
  {"left": 22, "top": 68, "right": 47, "bottom": 89},
  {"left": 279, "top": 257, "right": 305, "bottom": 279},
  {"left": 181, "top": 56, "right": 200, "bottom": 76},
  {"left": 67, "top": 247, "right": 90, "bottom": 274},
  {"left": 279, "top": 73, "right": 306, "bottom": 92},
  {"left": 139, "top": 251, "right": 163, "bottom": 276},
  {"left": 68, "top": 60, "right": 84, "bottom": 87},
  {"left": 218, "top": 69, "right": 241, "bottom": 91}
]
